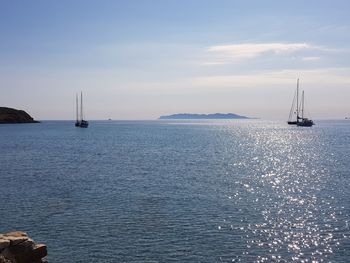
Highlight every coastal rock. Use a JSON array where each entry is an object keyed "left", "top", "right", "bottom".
[
  {"left": 0, "top": 107, "right": 39, "bottom": 124},
  {"left": 13, "top": 244, "right": 47, "bottom": 263},
  {"left": 0, "top": 255, "right": 11, "bottom": 263},
  {"left": 9, "top": 239, "right": 35, "bottom": 254},
  {"left": 0, "top": 239, "right": 10, "bottom": 250},
  {"left": 3, "top": 233, "right": 28, "bottom": 238},
  {"left": 0, "top": 249, "right": 16, "bottom": 263},
  {"left": 4, "top": 237, "right": 28, "bottom": 247},
  {"left": 0, "top": 232, "right": 47, "bottom": 263}
]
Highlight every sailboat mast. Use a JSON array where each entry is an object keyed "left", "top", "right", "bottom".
[
  {"left": 80, "top": 91, "right": 83, "bottom": 121},
  {"left": 302, "top": 90, "right": 304, "bottom": 119},
  {"left": 76, "top": 94, "right": 79, "bottom": 122},
  {"left": 296, "top": 79, "right": 299, "bottom": 121}
]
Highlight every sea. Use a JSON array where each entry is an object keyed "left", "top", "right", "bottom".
[{"left": 0, "top": 120, "right": 349, "bottom": 263}]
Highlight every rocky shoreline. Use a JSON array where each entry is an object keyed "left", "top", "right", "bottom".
[
  {"left": 0, "top": 232, "right": 47, "bottom": 263},
  {"left": 0, "top": 107, "right": 39, "bottom": 124}
]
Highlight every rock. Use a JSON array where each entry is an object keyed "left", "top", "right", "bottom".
[
  {"left": 2, "top": 232, "right": 29, "bottom": 246},
  {"left": 0, "top": 232, "right": 47, "bottom": 263},
  {"left": 9, "top": 239, "right": 35, "bottom": 254},
  {"left": 0, "top": 239, "right": 10, "bottom": 250},
  {"left": 1, "top": 248, "right": 16, "bottom": 263},
  {"left": 15, "top": 244, "right": 47, "bottom": 263},
  {"left": 0, "top": 107, "right": 39, "bottom": 124},
  {"left": 4, "top": 237, "right": 28, "bottom": 247},
  {"left": 3, "top": 233, "right": 28, "bottom": 238},
  {"left": 0, "top": 255, "right": 11, "bottom": 263}
]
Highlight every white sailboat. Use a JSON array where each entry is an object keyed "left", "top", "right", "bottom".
[{"left": 287, "top": 79, "right": 314, "bottom": 127}]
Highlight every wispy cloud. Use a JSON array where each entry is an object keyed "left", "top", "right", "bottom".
[
  {"left": 301, "top": 56, "right": 321, "bottom": 61},
  {"left": 205, "top": 42, "right": 323, "bottom": 64},
  {"left": 192, "top": 68, "right": 350, "bottom": 88}
]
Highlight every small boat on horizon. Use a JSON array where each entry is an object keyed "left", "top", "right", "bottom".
[
  {"left": 75, "top": 92, "right": 89, "bottom": 128},
  {"left": 287, "top": 79, "right": 314, "bottom": 127}
]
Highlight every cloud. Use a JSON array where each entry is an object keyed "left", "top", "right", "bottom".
[
  {"left": 205, "top": 43, "right": 321, "bottom": 64},
  {"left": 192, "top": 68, "right": 350, "bottom": 88},
  {"left": 301, "top": 56, "right": 321, "bottom": 61}
]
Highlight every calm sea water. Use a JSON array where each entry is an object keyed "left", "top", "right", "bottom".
[{"left": 0, "top": 120, "right": 349, "bottom": 262}]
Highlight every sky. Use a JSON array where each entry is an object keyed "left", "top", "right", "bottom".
[{"left": 0, "top": 0, "right": 350, "bottom": 120}]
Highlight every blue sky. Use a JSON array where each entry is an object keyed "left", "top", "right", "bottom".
[{"left": 1, "top": 0, "right": 350, "bottom": 119}]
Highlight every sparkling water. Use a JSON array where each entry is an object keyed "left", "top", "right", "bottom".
[{"left": 1, "top": 120, "right": 349, "bottom": 262}]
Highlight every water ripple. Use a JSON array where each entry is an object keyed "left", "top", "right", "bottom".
[{"left": 0, "top": 120, "right": 349, "bottom": 262}]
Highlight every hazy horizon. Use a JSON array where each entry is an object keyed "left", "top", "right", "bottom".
[{"left": 1, "top": 1, "right": 350, "bottom": 120}]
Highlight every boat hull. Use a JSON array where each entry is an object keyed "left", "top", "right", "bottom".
[
  {"left": 297, "top": 122, "right": 314, "bottom": 127},
  {"left": 288, "top": 119, "right": 314, "bottom": 127},
  {"left": 297, "top": 119, "right": 314, "bottom": 127},
  {"left": 75, "top": 120, "right": 89, "bottom": 128}
]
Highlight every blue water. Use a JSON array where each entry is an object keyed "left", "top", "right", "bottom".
[{"left": 1, "top": 120, "right": 349, "bottom": 262}]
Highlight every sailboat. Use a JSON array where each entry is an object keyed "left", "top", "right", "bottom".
[
  {"left": 297, "top": 90, "right": 314, "bottom": 126},
  {"left": 75, "top": 92, "right": 89, "bottom": 128},
  {"left": 287, "top": 79, "right": 314, "bottom": 127}
]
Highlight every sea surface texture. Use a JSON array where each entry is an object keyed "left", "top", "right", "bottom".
[{"left": 1, "top": 120, "right": 349, "bottom": 262}]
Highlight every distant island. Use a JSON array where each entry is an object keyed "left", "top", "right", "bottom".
[
  {"left": 159, "top": 113, "right": 252, "bottom": 120},
  {"left": 0, "top": 107, "right": 39, "bottom": 124}
]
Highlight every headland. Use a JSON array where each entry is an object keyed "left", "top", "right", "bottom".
[{"left": 0, "top": 107, "right": 39, "bottom": 124}]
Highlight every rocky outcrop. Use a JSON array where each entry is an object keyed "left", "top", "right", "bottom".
[
  {"left": 0, "top": 107, "right": 39, "bottom": 124},
  {"left": 0, "top": 232, "right": 47, "bottom": 263}
]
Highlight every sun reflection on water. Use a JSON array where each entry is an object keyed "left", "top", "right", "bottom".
[{"left": 220, "top": 123, "right": 348, "bottom": 262}]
